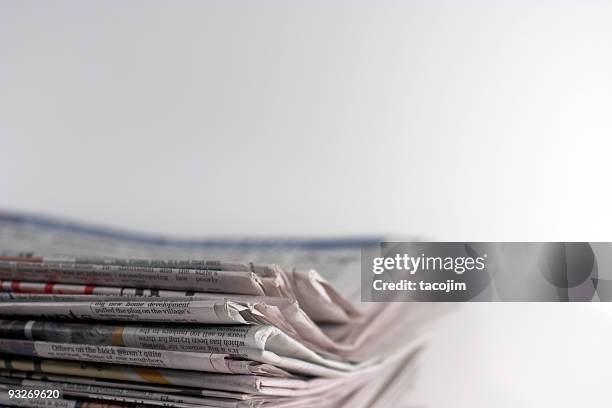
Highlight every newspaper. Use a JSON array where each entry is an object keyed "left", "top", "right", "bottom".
[
  {"left": 0, "top": 211, "right": 438, "bottom": 407},
  {"left": 0, "top": 279, "right": 242, "bottom": 297},
  {"left": 0, "top": 348, "right": 419, "bottom": 408},
  {"left": 0, "top": 338, "right": 294, "bottom": 376},
  {"left": 0, "top": 260, "right": 268, "bottom": 296},
  {"left": 0, "top": 356, "right": 310, "bottom": 395},
  {"left": 0, "top": 374, "right": 257, "bottom": 408},
  {"left": 0, "top": 293, "right": 413, "bottom": 359},
  {"left": 0, "top": 253, "right": 358, "bottom": 324},
  {"left": 0, "top": 383, "right": 131, "bottom": 408},
  {"left": 0, "top": 370, "right": 264, "bottom": 401},
  {"left": 0, "top": 299, "right": 252, "bottom": 324},
  {"left": 0, "top": 351, "right": 418, "bottom": 408},
  {"left": 0, "top": 320, "right": 356, "bottom": 373}
]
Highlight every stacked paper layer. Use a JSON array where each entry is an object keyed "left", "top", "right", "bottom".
[{"left": 0, "top": 212, "right": 436, "bottom": 408}]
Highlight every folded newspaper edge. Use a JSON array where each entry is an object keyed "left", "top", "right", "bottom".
[
  {"left": 0, "top": 254, "right": 359, "bottom": 325},
  {"left": 0, "top": 320, "right": 357, "bottom": 374},
  {"left": 0, "top": 293, "right": 410, "bottom": 359}
]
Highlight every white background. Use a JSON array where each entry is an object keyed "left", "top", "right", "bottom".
[{"left": 2, "top": 2, "right": 612, "bottom": 406}]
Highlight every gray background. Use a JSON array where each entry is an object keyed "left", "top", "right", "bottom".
[{"left": 2, "top": 1, "right": 612, "bottom": 406}]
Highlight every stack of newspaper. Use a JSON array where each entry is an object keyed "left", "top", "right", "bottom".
[{"left": 0, "top": 212, "right": 435, "bottom": 408}]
